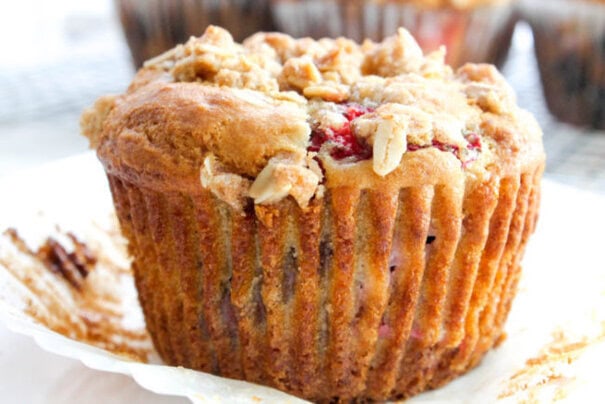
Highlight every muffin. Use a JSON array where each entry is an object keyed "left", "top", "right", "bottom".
[
  {"left": 270, "top": 0, "right": 517, "bottom": 68},
  {"left": 81, "top": 26, "right": 544, "bottom": 401},
  {"left": 522, "top": 0, "right": 605, "bottom": 129},
  {"left": 116, "top": 0, "right": 274, "bottom": 67}
]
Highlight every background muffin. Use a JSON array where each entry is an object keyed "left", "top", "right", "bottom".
[
  {"left": 522, "top": 0, "right": 605, "bottom": 129},
  {"left": 116, "top": 0, "right": 274, "bottom": 67},
  {"left": 270, "top": 0, "right": 517, "bottom": 67},
  {"left": 81, "top": 26, "right": 544, "bottom": 401}
]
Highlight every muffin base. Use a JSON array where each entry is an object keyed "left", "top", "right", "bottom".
[{"left": 106, "top": 161, "right": 543, "bottom": 402}]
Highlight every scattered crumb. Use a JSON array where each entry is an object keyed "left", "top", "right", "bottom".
[
  {"left": 36, "top": 232, "right": 96, "bottom": 290},
  {"left": 0, "top": 220, "right": 153, "bottom": 362},
  {"left": 499, "top": 328, "right": 605, "bottom": 402}
]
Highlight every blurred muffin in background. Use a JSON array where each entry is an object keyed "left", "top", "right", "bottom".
[
  {"left": 117, "top": 0, "right": 274, "bottom": 67},
  {"left": 269, "top": 0, "right": 517, "bottom": 68},
  {"left": 522, "top": 0, "right": 605, "bottom": 130}
]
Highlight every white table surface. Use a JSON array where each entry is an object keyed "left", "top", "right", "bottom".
[{"left": 0, "top": 324, "right": 185, "bottom": 404}]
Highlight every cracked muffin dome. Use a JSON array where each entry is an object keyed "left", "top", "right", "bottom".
[
  {"left": 82, "top": 25, "right": 542, "bottom": 211},
  {"left": 81, "top": 25, "right": 544, "bottom": 402}
]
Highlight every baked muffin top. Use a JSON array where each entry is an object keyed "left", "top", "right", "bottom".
[{"left": 81, "top": 26, "right": 543, "bottom": 210}]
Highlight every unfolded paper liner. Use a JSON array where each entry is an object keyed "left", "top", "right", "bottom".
[
  {"left": 270, "top": 0, "right": 517, "bottom": 68},
  {"left": 0, "top": 212, "right": 306, "bottom": 404},
  {"left": 1, "top": 153, "right": 605, "bottom": 403}
]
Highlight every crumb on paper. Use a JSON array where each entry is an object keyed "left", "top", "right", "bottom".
[
  {"left": 0, "top": 221, "right": 154, "bottom": 363},
  {"left": 498, "top": 328, "right": 605, "bottom": 402},
  {"left": 36, "top": 232, "right": 96, "bottom": 290}
]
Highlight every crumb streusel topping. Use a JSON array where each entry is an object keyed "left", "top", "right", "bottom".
[{"left": 82, "top": 25, "right": 542, "bottom": 210}]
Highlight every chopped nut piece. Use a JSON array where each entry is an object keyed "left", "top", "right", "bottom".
[
  {"left": 349, "top": 76, "right": 386, "bottom": 106},
  {"left": 278, "top": 56, "right": 322, "bottom": 91},
  {"left": 352, "top": 103, "right": 440, "bottom": 175},
  {"left": 170, "top": 28, "right": 241, "bottom": 81},
  {"left": 457, "top": 63, "right": 504, "bottom": 85},
  {"left": 373, "top": 121, "right": 407, "bottom": 176},
  {"left": 315, "top": 39, "right": 364, "bottom": 84},
  {"left": 305, "top": 152, "right": 324, "bottom": 179},
  {"left": 249, "top": 157, "right": 321, "bottom": 207},
  {"left": 243, "top": 32, "right": 295, "bottom": 62},
  {"left": 308, "top": 100, "right": 349, "bottom": 132},
  {"left": 249, "top": 162, "right": 292, "bottom": 204},
  {"left": 214, "top": 64, "right": 279, "bottom": 93},
  {"left": 362, "top": 28, "right": 424, "bottom": 77},
  {"left": 303, "top": 84, "right": 349, "bottom": 102},
  {"left": 432, "top": 114, "right": 466, "bottom": 147},
  {"left": 372, "top": 119, "right": 408, "bottom": 176},
  {"left": 465, "top": 82, "right": 509, "bottom": 114},
  {"left": 201, "top": 154, "right": 252, "bottom": 210}
]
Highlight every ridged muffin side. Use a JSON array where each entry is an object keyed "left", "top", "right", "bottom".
[{"left": 106, "top": 158, "right": 542, "bottom": 401}]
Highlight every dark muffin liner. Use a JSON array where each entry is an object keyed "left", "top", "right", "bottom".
[{"left": 522, "top": 0, "right": 605, "bottom": 129}]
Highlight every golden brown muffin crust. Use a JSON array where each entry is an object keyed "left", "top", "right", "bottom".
[
  {"left": 81, "top": 25, "right": 544, "bottom": 209},
  {"left": 98, "top": 82, "right": 309, "bottom": 177}
]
